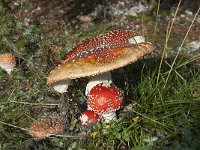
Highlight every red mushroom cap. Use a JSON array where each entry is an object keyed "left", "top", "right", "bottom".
[
  {"left": 47, "top": 29, "right": 154, "bottom": 89},
  {"left": 80, "top": 110, "right": 100, "bottom": 126},
  {"left": 63, "top": 29, "right": 139, "bottom": 61},
  {"left": 88, "top": 83, "right": 123, "bottom": 114}
]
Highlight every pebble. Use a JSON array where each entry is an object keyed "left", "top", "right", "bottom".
[
  {"left": 123, "top": 104, "right": 133, "bottom": 111},
  {"left": 126, "top": 9, "right": 137, "bottom": 17},
  {"left": 180, "top": 14, "right": 185, "bottom": 18},
  {"left": 184, "top": 10, "right": 193, "bottom": 16},
  {"left": 78, "top": 15, "right": 93, "bottom": 23},
  {"left": 187, "top": 40, "right": 200, "bottom": 52},
  {"left": 68, "top": 142, "right": 77, "bottom": 150}
]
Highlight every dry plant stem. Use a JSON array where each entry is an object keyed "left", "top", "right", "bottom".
[
  {"left": 156, "top": 0, "right": 182, "bottom": 85},
  {"left": 0, "top": 120, "right": 80, "bottom": 139},
  {"left": 156, "top": 21, "right": 171, "bottom": 83},
  {"left": 8, "top": 100, "right": 60, "bottom": 106},
  {"left": 154, "top": 51, "right": 186, "bottom": 82},
  {"left": 163, "top": 60, "right": 186, "bottom": 82},
  {"left": 156, "top": 54, "right": 200, "bottom": 89},
  {"left": 175, "top": 54, "right": 200, "bottom": 68},
  {"left": 164, "top": 6, "right": 200, "bottom": 87},
  {"left": 152, "top": 0, "right": 160, "bottom": 43},
  {"left": 163, "top": 54, "right": 200, "bottom": 75}
]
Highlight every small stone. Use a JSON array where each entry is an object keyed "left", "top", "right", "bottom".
[
  {"left": 14, "top": 2, "right": 20, "bottom": 6},
  {"left": 78, "top": 15, "right": 93, "bottom": 23},
  {"left": 180, "top": 14, "right": 185, "bottom": 18},
  {"left": 185, "top": 10, "right": 193, "bottom": 16},
  {"left": 126, "top": 9, "right": 137, "bottom": 17},
  {"left": 187, "top": 40, "right": 200, "bottom": 52}
]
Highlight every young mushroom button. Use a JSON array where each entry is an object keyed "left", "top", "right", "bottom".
[
  {"left": 47, "top": 29, "right": 154, "bottom": 93},
  {"left": 0, "top": 53, "right": 16, "bottom": 75},
  {"left": 80, "top": 110, "right": 100, "bottom": 126},
  {"left": 87, "top": 83, "right": 123, "bottom": 123}
]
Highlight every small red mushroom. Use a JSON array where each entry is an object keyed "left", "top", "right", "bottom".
[
  {"left": 0, "top": 53, "right": 15, "bottom": 74},
  {"left": 87, "top": 83, "right": 123, "bottom": 123},
  {"left": 80, "top": 110, "right": 100, "bottom": 126}
]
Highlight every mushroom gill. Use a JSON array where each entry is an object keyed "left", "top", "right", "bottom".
[
  {"left": 47, "top": 42, "right": 154, "bottom": 86},
  {"left": 47, "top": 29, "right": 154, "bottom": 93}
]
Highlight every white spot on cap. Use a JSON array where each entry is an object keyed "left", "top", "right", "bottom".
[
  {"left": 128, "top": 36, "right": 145, "bottom": 44},
  {"left": 80, "top": 114, "right": 89, "bottom": 125}
]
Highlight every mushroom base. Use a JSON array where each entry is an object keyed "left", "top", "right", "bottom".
[
  {"left": 5, "top": 68, "right": 13, "bottom": 75},
  {"left": 51, "top": 79, "right": 71, "bottom": 93},
  {"left": 101, "top": 112, "right": 117, "bottom": 123}
]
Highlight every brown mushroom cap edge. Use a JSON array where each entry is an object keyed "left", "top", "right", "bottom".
[{"left": 47, "top": 42, "right": 154, "bottom": 88}]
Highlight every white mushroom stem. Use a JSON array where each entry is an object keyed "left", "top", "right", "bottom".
[
  {"left": 52, "top": 79, "right": 71, "bottom": 93},
  {"left": 85, "top": 72, "right": 112, "bottom": 96},
  {"left": 101, "top": 112, "right": 117, "bottom": 123},
  {"left": 0, "top": 63, "right": 15, "bottom": 75},
  {"left": 4, "top": 68, "right": 13, "bottom": 75}
]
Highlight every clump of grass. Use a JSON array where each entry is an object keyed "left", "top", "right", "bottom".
[{"left": 77, "top": 58, "right": 199, "bottom": 149}]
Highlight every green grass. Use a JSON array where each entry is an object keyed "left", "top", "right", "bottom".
[
  {"left": 84, "top": 59, "right": 200, "bottom": 149},
  {"left": 0, "top": 1, "right": 200, "bottom": 149}
]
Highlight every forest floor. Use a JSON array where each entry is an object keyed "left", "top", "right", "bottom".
[{"left": 0, "top": 0, "right": 200, "bottom": 149}]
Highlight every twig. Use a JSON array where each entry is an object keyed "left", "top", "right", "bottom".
[
  {"left": 164, "top": 6, "right": 200, "bottom": 87},
  {"left": 156, "top": 0, "right": 182, "bottom": 85},
  {"left": 152, "top": 0, "right": 161, "bottom": 43},
  {"left": 8, "top": 100, "right": 60, "bottom": 106},
  {"left": 163, "top": 60, "right": 186, "bottom": 83}
]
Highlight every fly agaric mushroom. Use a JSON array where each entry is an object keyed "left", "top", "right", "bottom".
[
  {"left": 47, "top": 29, "right": 154, "bottom": 93},
  {"left": 87, "top": 83, "right": 123, "bottom": 123},
  {"left": 0, "top": 53, "right": 15, "bottom": 74},
  {"left": 80, "top": 110, "right": 100, "bottom": 126},
  {"left": 29, "top": 113, "right": 64, "bottom": 139}
]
